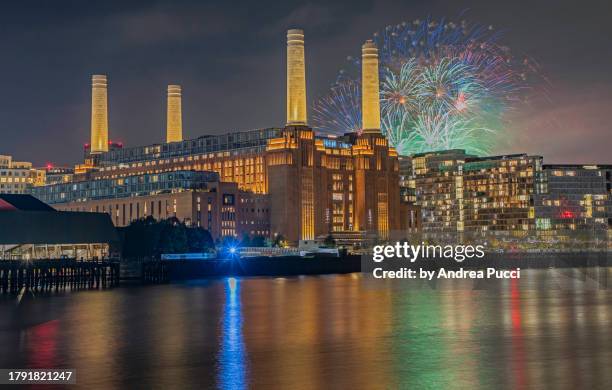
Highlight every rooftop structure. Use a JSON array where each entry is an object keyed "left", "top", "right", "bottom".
[
  {"left": 361, "top": 40, "right": 381, "bottom": 133},
  {"left": 166, "top": 84, "right": 183, "bottom": 143},
  {"left": 0, "top": 194, "right": 118, "bottom": 260},
  {"left": 286, "top": 29, "right": 307, "bottom": 125},
  {"left": 90, "top": 75, "right": 109, "bottom": 153}
]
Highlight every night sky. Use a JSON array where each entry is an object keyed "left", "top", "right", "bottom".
[{"left": 1, "top": 0, "right": 610, "bottom": 166}]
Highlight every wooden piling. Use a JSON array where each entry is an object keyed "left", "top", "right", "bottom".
[{"left": 0, "top": 259, "right": 120, "bottom": 294}]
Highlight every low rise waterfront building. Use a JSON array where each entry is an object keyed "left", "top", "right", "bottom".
[
  {"left": 0, "top": 155, "right": 45, "bottom": 194},
  {"left": 44, "top": 166, "right": 75, "bottom": 185},
  {"left": 0, "top": 194, "right": 118, "bottom": 260},
  {"left": 32, "top": 170, "right": 271, "bottom": 240}
]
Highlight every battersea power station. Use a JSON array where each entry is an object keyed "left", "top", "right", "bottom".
[{"left": 33, "top": 30, "right": 402, "bottom": 244}]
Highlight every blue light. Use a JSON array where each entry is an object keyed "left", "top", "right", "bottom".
[{"left": 218, "top": 277, "right": 247, "bottom": 389}]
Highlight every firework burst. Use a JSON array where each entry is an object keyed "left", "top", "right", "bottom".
[
  {"left": 312, "top": 17, "right": 540, "bottom": 156},
  {"left": 312, "top": 80, "right": 362, "bottom": 135},
  {"left": 380, "top": 59, "right": 420, "bottom": 114}
]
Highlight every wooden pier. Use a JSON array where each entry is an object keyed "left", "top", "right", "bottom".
[
  {"left": 0, "top": 259, "right": 120, "bottom": 294},
  {"left": 141, "top": 261, "right": 170, "bottom": 284}
]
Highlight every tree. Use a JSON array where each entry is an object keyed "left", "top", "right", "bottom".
[
  {"left": 120, "top": 217, "right": 214, "bottom": 259},
  {"left": 121, "top": 216, "right": 162, "bottom": 259},
  {"left": 273, "top": 234, "right": 287, "bottom": 248},
  {"left": 240, "top": 233, "right": 252, "bottom": 247},
  {"left": 155, "top": 219, "right": 188, "bottom": 255},
  {"left": 187, "top": 228, "right": 214, "bottom": 252},
  {"left": 323, "top": 234, "right": 336, "bottom": 248},
  {"left": 251, "top": 235, "right": 267, "bottom": 247}
]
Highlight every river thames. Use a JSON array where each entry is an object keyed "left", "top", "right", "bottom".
[{"left": 1, "top": 268, "right": 612, "bottom": 389}]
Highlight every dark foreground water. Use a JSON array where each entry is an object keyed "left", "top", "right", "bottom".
[{"left": 1, "top": 268, "right": 612, "bottom": 389}]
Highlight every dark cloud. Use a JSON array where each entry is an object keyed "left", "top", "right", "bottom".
[
  {"left": 503, "top": 84, "right": 612, "bottom": 163},
  {"left": 0, "top": 0, "right": 610, "bottom": 166},
  {"left": 108, "top": 4, "right": 235, "bottom": 46},
  {"left": 270, "top": 3, "right": 335, "bottom": 32}
]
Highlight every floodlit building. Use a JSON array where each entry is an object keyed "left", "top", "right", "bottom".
[
  {"left": 398, "top": 156, "right": 415, "bottom": 204},
  {"left": 85, "top": 128, "right": 279, "bottom": 194},
  {"left": 462, "top": 154, "right": 543, "bottom": 233},
  {"left": 31, "top": 30, "right": 401, "bottom": 244},
  {"left": 0, "top": 155, "right": 45, "bottom": 194},
  {"left": 409, "top": 150, "right": 478, "bottom": 233},
  {"left": 407, "top": 150, "right": 543, "bottom": 235},
  {"left": 398, "top": 156, "right": 421, "bottom": 233},
  {"left": 44, "top": 166, "right": 75, "bottom": 185},
  {"left": 32, "top": 171, "right": 270, "bottom": 240},
  {"left": 405, "top": 150, "right": 612, "bottom": 237}
]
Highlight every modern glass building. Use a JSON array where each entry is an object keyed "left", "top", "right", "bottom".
[
  {"left": 406, "top": 150, "right": 544, "bottom": 235},
  {"left": 462, "top": 154, "right": 543, "bottom": 232},
  {"left": 94, "top": 128, "right": 283, "bottom": 165},
  {"left": 535, "top": 164, "right": 612, "bottom": 232},
  {"left": 32, "top": 170, "right": 220, "bottom": 204},
  {"left": 405, "top": 150, "right": 612, "bottom": 237}
]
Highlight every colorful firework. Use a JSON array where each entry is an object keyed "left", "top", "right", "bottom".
[
  {"left": 312, "top": 80, "right": 362, "bottom": 135},
  {"left": 312, "top": 17, "right": 540, "bottom": 156}
]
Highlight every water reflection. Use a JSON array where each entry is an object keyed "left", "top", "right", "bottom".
[
  {"left": 0, "top": 269, "right": 612, "bottom": 388},
  {"left": 509, "top": 278, "right": 527, "bottom": 390},
  {"left": 218, "top": 277, "right": 247, "bottom": 390},
  {"left": 24, "top": 319, "right": 59, "bottom": 369}
]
